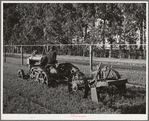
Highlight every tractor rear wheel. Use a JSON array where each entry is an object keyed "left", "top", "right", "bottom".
[
  {"left": 38, "top": 71, "right": 50, "bottom": 87},
  {"left": 29, "top": 68, "right": 36, "bottom": 81}
]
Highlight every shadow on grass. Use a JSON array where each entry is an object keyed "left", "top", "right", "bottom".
[
  {"left": 50, "top": 79, "right": 68, "bottom": 88},
  {"left": 112, "top": 102, "right": 146, "bottom": 114},
  {"left": 96, "top": 86, "right": 146, "bottom": 114}
]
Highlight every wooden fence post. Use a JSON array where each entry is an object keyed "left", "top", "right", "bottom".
[
  {"left": 21, "top": 46, "right": 23, "bottom": 65},
  {"left": 90, "top": 45, "right": 93, "bottom": 76}
]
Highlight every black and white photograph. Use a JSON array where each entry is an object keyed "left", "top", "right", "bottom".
[{"left": 1, "top": 1, "right": 148, "bottom": 120}]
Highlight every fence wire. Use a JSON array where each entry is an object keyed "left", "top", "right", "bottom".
[{"left": 3, "top": 44, "right": 146, "bottom": 60}]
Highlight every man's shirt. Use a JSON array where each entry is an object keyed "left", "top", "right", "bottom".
[{"left": 46, "top": 50, "right": 57, "bottom": 64}]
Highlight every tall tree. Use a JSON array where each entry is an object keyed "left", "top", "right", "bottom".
[
  {"left": 123, "top": 3, "right": 146, "bottom": 59},
  {"left": 3, "top": 3, "right": 20, "bottom": 45},
  {"left": 72, "top": 3, "right": 96, "bottom": 43},
  {"left": 106, "top": 3, "right": 123, "bottom": 58}
]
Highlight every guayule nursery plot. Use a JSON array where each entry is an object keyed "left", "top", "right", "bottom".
[{"left": 3, "top": 57, "right": 146, "bottom": 114}]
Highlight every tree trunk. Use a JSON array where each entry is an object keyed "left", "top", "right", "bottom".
[
  {"left": 109, "top": 37, "right": 113, "bottom": 58},
  {"left": 119, "top": 35, "right": 122, "bottom": 59},
  {"left": 119, "top": 45, "right": 122, "bottom": 59},
  {"left": 128, "top": 44, "right": 131, "bottom": 59},
  {"left": 139, "top": 21, "right": 143, "bottom": 59},
  {"left": 134, "top": 45, "right": 137, "bottom": 59},
  {"left": 102, "top": 19, "right": 106, "bottom": 57},
  {"left": 143, "top": 19, "right": 146, "bottom": 43},
  {"left": 84, "top": 24, "right": 88, "bottom": 42},
  {"left": 143, "top": 19, "right": 146, "bottom": 59}
]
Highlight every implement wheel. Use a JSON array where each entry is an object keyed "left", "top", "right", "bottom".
[
  {"left": 107, "top": 68, "right": 121, "bottom": 80},
  {"left": 110, "top": 69, "right": 126, "bottom": 93},
  {"left": 68, "top": 72, "right": 89, "bottom": 98}
]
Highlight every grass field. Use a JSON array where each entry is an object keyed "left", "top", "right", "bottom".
[{"left": 3, "top": 58, "right": 146, "bottom": 114}]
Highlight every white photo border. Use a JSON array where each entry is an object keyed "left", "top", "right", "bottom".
[{"left": 1, "top": 1, "right": 148, "bottom": 120}]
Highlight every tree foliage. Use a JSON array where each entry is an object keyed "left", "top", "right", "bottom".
[{"left": 3, "top": 2, "right": 146, "bottom": 48}]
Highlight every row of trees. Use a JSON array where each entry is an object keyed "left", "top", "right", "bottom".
[
  {"left": 3, "top": 3, "right": 146, "bottom": 58},
  {"left": 5, "top": 44, "right": 146, "bottom": 59}
]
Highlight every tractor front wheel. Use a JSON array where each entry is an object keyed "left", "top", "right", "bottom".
[{"left": 17, "top": 69, "right": 25, "bottom": 79}]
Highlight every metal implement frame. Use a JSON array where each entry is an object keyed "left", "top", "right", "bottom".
[
  {"left": 91, "top": 79, "right": 128, "bottom": 103},
  {"left": 89, "top": 63, "right": 128, "bottom": 103}
]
